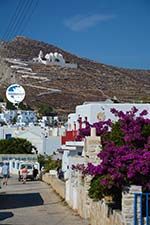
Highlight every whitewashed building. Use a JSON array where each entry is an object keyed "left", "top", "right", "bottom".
[
  {"left": 60, "top": 141, "right": 84, "bottom": 180},
  {"left": 0, "top": 125, "right": 62, "bottom": 155},
  {"left": 16, "top": 110, "right": 37, "bottom": 125},
  {"left": 33, "top": 50, "right": 77, "bottom": 69},
  {"left": 0, "top": 110, "right": 37, "bottom": 125},
  {"left": 68, "top": 101, "right": 150, "bottom": 130}
]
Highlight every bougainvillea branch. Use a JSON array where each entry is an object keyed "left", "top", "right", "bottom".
[{"left": 73, "top": 107, "right": 150, "bottom": 200}]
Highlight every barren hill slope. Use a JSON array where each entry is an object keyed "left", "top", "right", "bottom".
[{"left": 0, "top": 36, "right": 149, "bottom": 116}]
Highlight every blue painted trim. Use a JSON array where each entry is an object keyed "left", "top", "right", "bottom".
[
  {"left": 146, "top": 193, "right": 149, "bottom": 225},
  {"left": 140, "top": 193, "right": 143, "bottom": 225},
  {"left": 134, "top": 194, "right": 137, "bottom": 225},
  {"left": 134, "top": 193, "right": 150, "bottom": 225}
]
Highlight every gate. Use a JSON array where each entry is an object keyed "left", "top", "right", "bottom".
[{"left": 134, "top": 193, "right": 150, "bottom": 225}]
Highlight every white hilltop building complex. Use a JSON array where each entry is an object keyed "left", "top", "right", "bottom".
[{"left": 33, "top": 50, "right": 78, "bottom": 69}]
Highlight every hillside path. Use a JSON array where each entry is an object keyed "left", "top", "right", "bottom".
[{"left": 0, "top": 177, "right": 88, "bottom": 225}]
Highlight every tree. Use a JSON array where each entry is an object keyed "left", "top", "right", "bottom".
[{"left": 0, "top": 138, "right": 35, "bottom": 154}]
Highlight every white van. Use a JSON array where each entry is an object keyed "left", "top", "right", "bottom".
[{"left": 18, "top": 162, "right": 38, "bottom": 181}]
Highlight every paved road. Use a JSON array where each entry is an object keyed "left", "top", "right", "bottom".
[{"left": 0, "top": 177, "right": 89, "bottom": 225}]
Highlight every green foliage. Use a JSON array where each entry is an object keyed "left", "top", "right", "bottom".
[
  {"left": 142, "top": 124, "right": 150, "bottom": 138},
  {"left": 6, "top": 100, "right": 32, "bottom": 111},
  {"left": 0, "top": 121, "right": 6, "bottom": 126},
  {"left": 45, "top": 159, "right": 59, "bottom": 171},
  {"left": 12, "top": 116, "right": 17, "bottom": 124},
  {"left": 37, "top": 154, "right": 46, "bottom": 166},
  {"left": 38, "top": 104, "right": 55, "bottom": 117},
  {"left": 103, "top": 122, "right": 124, "bottom": 146},
  {"left": 0, "top": 138, "right": 34, "bottom": 154},
  {"left": 89, "top": 175, "right": 122, "bottom": 208},
  {"left": 89, "top": 175, "right": 105, "bottom": 200},
  {"left": 6, "top": 100, "right": 16, "bottom": 110},
  {"left": 37, "top": 154, "right": 61, "bottom": 172},
  {"left": 18, "top": 102, "right": 32, "bottom": 110}
]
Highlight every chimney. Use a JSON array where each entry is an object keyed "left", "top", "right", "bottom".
[{"left": 90, "top": 127, "right": 96, "bottom": 137}]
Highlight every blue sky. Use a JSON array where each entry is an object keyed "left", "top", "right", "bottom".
[{"left": 0, "top": 0, "right": 150, "bottom": 69}]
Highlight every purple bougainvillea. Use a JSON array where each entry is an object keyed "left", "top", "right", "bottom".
[{"left": 74, "top": 107, "right": 150, "bottom": 199}]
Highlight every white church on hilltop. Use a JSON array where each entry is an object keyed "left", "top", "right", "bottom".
[{"left": 33, "top": 50, "right": 77, "bottom": 69}]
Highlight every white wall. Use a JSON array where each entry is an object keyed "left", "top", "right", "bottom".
[
  {"left": 0, "top": 126, "right": 14, "bottom": 139},
  {"left": 68, "top": 113, "right": 77, "bottom": 130},
  {"left": 51, "top": 127, "right": 66, "bottom": 136},
  {"left": 69, "top": 102, "right": 150, "bottom": 128},
  {"left": 43, "top": 136, "right": 61, "bottom": 155},
  {"left": 14, "top": 130, "right": 43, "bottom": 154},
  {"left": 65, "top": 156, "right": 85, "bottom": 209},
  {"left": 62, "top": 147, "right": 83, "bottom": 179}
]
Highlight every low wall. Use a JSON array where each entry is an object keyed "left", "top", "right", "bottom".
[
  {"left": 76, "top": 176, "right": 124, "bottom": 225},
  {"left": 90, "top": 201, "right": 124, "bottom": 225},
  {"left": 43, "top": 173, "right": 125, "bottom": 225},
  {"left": 42, "top": 173, "right": 65, "bottom": 199}
]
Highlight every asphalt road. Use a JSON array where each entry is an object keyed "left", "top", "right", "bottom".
[{"left": 0, "top": 177, "right": 89, "bottom": 225}]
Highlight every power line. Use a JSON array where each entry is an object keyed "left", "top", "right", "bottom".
[
  {"left": 19, "top": 0, "right": 40, "bottom": 35},
  {"left": 1, "top": 0, "right": 40, "bottom": 45},
  {"left": 1, "top": 0, "right": 26, "bottom": 41},
  {"left": 6, "top": 0, "right": 33, "bottom": 40}
]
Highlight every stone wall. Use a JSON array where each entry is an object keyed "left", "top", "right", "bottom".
[
  {"left": 122, "top": 185, "right": 142, "bottom": 225},
  {"left": 42, "top": 172, "right": 144, "bottom": 225},
  {"left": 43, "top": 172, "right": 125, "bottom": 225},
  {"left": 42, "top": 173, "right": 65, "bottom": 199},
  {"left": 84, "top": 135, "right": 101, "bottom": 164},
  {"left": 75, "top": 173, "right": 124, "bottom": 225},
  {"left": 42, "top": 132, "right": 143, "bottom": 225}
]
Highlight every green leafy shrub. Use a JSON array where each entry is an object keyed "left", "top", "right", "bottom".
[{"left": 38, "top": 154, "right": 61, "bottom": 172}]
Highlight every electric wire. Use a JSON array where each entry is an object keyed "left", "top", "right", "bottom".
[
  {"left": 0, "top": 0, "right": 40, "bottom": 49},
  {"left": 19, "top": 0, "right": 40, "bottom": 35},
  {"left": 1, "top": 0, "right": 26, "bottom": 41},
  {"left": 6, "top": 0, "right": 33, "bottom": 40}
]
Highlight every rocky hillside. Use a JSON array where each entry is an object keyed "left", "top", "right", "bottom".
[{"left": 0, "top": 36, "right": 150, "bottom": 116}]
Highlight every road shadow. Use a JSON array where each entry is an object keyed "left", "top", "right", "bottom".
[
  {"left": 0, "top": 193, "right": 44, "bottom": 210},
  {"left": 0, "top": 211, "right": 14, "bottom": 221}
]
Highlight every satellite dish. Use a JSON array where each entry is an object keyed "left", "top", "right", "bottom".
[{"left": 6, "top": 84, "right": 25, "bottom": 104}]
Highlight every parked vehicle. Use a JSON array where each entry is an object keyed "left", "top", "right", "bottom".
[{"left": 18, "top": 162, "right": 38, "bottom": 181}]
